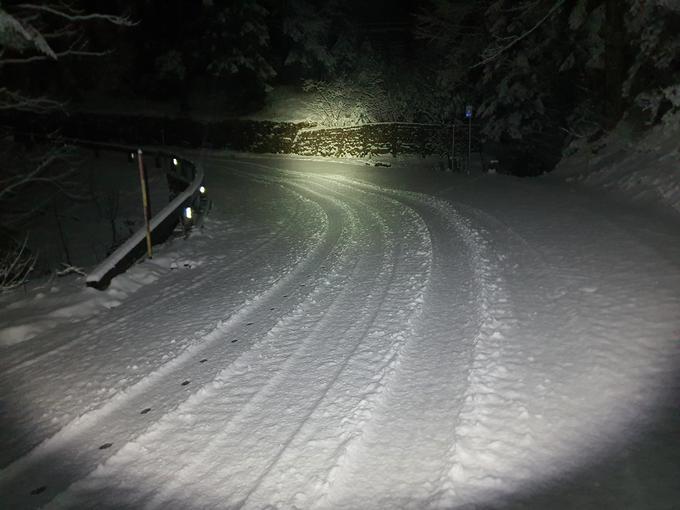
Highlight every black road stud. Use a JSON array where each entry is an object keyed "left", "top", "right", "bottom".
[
  {"left": 30, "top": 486, "right": 47, "bottom": 495},
  {"left": 181, "top": 380, "right": 190, "bottom": 386},
  {"left": 140, "top": 408, "right": 151, "bottom": 415},
  {"left": 99, "top": 443, "right": 113, "bottom": 450}
]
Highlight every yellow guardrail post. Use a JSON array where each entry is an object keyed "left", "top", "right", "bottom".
[{"left": 137, "top": 148, "right": 153, "bottom": 259}]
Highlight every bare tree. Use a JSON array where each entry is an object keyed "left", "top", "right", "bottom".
[
  {"left": 102, "top": 189, "right": 120, "bottom": 248},
  {"left": 0, "top": 236, "right": 36, "bottom": 292},
  {"left": 0, "top": 2, "right": 134, "bottom": 288},
  {"left": 0, "top": 3, "right": 134, "bottom": 108}
]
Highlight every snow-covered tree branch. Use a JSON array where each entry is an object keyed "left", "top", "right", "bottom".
[
  {"left": 14, "top": 4, "right": 135, "bottom": 26},
  {"left": 415, "top": 0, "right": 680, "bottom": 160},
  {"left": 471, "top": 0, "right": 566, "bottom": 69},
  {"left": 0, "top": 3, "right": 133, "bottom": 64},
  {"left": 0, "top": 88, "right": 63, "bottom": 112}
]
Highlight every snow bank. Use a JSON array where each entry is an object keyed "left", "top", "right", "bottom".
[
  {"left": 0, "top": 244, "right": 203, "bottom": 347},
  {"left": 554, "top": 111, "right": 680, "bottom": 215}
]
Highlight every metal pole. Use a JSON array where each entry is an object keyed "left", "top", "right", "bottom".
[
  {"left": 137, "top": 149, "right": 153, "bottom": 259},
  {"left": 467, "top": 116, "right": 472, "bottom": 176},
  {"left": 450, "top": 123, "right": 456, "bottom": 172}
]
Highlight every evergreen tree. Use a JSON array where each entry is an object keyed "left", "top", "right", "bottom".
[{"left": 415, "top": 0, "right": 680, "bottom": 166}]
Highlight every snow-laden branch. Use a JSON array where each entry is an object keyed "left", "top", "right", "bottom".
[
  {"left": 0, "top": 138, "right": 82, "bottom": 201},
  {"left": 0, "top": 236, "right": 36, "bottom": 292},
  {"left": 471, "top": 0, "right": 566, "bottom": 69},
  {"left": 56, "top": 263, "right": 86, "bottom": 277},
  {"left": 0, "top": 48, "right": 110, "bottom": 64},
  {"left": 0, "top": 88, "right": 64, "bottom": 112},
  {"left": 15, "top": 4, "right": 136, "bottom": 27},
  {"left": 0, "top": 3, "right": 135, "bottom": 67}
]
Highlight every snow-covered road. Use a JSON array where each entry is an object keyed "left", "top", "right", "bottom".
[{"left": 1, "top": 154, "right": 679, "bottom": 509}]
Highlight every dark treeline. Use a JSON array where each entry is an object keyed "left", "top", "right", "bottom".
[
  {"left": 3, "top": 1, "right": 680, "bottom": 164},
  {"left": 1, "top": 0, "right": 679, "bottom": 284}
]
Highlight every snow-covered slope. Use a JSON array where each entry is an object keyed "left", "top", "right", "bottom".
[
  {"left": 0, "top": 154, "right": 678, "bottom": 509},
  {"left": 555, "top": 111, "right": 680, "bottom": 216}
]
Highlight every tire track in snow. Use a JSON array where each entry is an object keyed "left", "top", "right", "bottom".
[
  {"left": 0, "top": 177, "right": 304, "bottom": 375},
  {"left": 0, "top": 178, "right": 309, "bottom": 382},
  {"left": 425, "top": 201, "right": 525, "bottom": 508},
  {"left": 184, "top": 169, "right": 445, "bottom": 508},
  {"left": 442, "top": 192, "right": 680, "bottom": 505},
  {"left": 40, "top": 175, "right": 373, "bottom": 509},
  {"left": 43, "top": 170, "right": 432, "bottom": 510},
  {"left": 0, "top": 178, "right": 319, "bottom": 469},
  {"left": 309, "top": 178, "right": 487, "bottom": 508},
  {"left": 315, "top": 177, "right": 522, "bottom": 509},
  {"left": 237, "top": 178, "right": 431, "bottom": 509},
  {"left": 144, "top": 196, "right": 382, "bottom": 510},
  {"left": 0, "top": 175, "right": 347, "bottom": 508}
]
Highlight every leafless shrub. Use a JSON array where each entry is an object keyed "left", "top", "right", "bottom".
[{"left": 0, "top": 236, "right": 36, "bottom": 292}]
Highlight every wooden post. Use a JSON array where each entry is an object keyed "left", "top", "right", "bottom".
[{"left": 137, "top": 149, "right": 153, "bottom": 259}]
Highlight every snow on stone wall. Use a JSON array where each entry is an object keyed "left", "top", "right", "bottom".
[
  {"left": 292, "top": 123, "right": 459, "bottom": 158},
  {"left": 6, "top": 111, "right": 471, "bottom": 159}
]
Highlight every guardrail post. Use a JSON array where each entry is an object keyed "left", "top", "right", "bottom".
[{"left": 137, "top": 149, "right": 153, "bottom": 259}]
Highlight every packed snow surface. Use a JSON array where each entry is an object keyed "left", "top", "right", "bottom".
[{"left": 0, "top": 153, "right": 679, "bottom": 509}]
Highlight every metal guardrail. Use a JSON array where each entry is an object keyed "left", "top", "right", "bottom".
[{"left": 78, "top": 142, "right": 205, "bottom": 290}]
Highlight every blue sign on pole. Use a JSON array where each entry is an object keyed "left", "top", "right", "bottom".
[{"left": 465, "top": 105, "right": 473, "bottom": 119}]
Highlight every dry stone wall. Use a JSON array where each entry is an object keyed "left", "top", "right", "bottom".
[{"left": 5, "top": 112, "right": 480, "bottom": 159}]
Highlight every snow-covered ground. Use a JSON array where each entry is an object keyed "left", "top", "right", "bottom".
[
  {"left": 1, "top": 152, "right": 679, "bottom": 509},
  {"left": 555, "top": 111, "right": 680, "bottom": 217}
]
